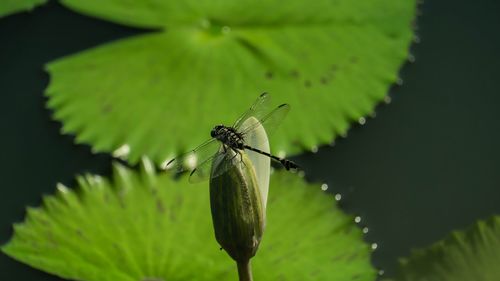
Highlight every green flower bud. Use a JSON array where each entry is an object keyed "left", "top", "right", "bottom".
[
  {"left": 209, "top": 117, "right": 270, "bottom": 263},
  {"left": 210, "top": 151, "right": 264, "bottom": 262}
]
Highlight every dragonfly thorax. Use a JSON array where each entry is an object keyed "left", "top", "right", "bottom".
[{"left": 210, "top": 125, "right": 244, "bottom": 149}]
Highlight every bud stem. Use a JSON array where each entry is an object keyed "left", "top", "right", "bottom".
[{"left": 237, "top": 259, "right": 253, "bottom": 281}]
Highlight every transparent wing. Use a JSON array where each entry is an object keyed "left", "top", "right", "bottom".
[
  {"left": 165, "top": 138, "right": 219, "bottom": 176},
  {"left": 240, "top": 103, "right": 291, "bottom": 137},
  {"left": 189, "top": 145, "right": 240, "bottom": 183},
  {"left": 208, "top": 148, "right": 242, "bottom": 180},
  {"left": 232, "top": 92, "right": 272, "bottom": 130},
  {"left": 187, "top": 154, "right": 217, "bottom": 183}
]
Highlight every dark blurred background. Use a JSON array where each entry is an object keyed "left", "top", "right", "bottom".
[{"left": 1, "top": 0, "right": 499, "bottom": 280}]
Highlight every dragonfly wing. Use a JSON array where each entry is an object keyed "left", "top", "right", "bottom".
[
  {"left": 208, "top": 148, "right": 242, "bottom": 180},
  {"left": 189, "top": 145, "right": 240, "bottom": 183},
  {"left": 232, "top": 92, "right": 272, "bottom": 130},
  {"left": 187, "top": 154, "right": 217, "bottom": 183},
  {"left": 240, "top": 103, "right": 290, "bottom": 137},
  {"left": 166, "top": 138, "right": 219, "bottom": 175}
]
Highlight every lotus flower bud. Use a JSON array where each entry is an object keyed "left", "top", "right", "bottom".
[{"left": 209, "top": 117, "right": 270, "bottom": 265}]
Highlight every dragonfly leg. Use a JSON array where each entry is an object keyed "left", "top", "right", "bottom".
[
  {"left": 234, "top": 148, "right": 247, "bottom": 168},
  {"left": 226, "top": 147, "right": 246, "bottom": 168},
  {"left": 237, "top": 150, "right": 244, "bottom": 165},
  {"left": 228, "top": 147, "right": 238, "bottom": 161}
]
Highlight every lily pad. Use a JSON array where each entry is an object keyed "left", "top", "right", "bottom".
[
  {"left": 46, "top": 0, "right": 417, "bottom": 165},
  {"left": 2, "top": 159, "right": 375, "bottom": 281},
  {"left": 0, "top": 0, "right": 46, "bottom": 17},
  {"left": 386, "top": 216, "right": 500, "bottom": 281}
]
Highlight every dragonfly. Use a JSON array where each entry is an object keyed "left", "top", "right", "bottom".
[{"left": 166, "top": 92, "right": 299, "bottom": 182}]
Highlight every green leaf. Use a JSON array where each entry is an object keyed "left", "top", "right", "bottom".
[
  {"left": 46, "top": 0, "right": 417, "bottom": 165},
  {"left": 387, "top": 216, "right": 500, "bottom": 281},
  {"left": 3, "top": 159, "right": 375, "bottom": 281},
  {"left": 0, "top": 0, "right": 46, "bottom": 17}
]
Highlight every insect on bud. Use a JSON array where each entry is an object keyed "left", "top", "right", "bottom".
[{"left": 209, "top": 117, "right": 270, "bottom": 265}]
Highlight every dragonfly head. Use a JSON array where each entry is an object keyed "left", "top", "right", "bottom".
[{"left": 211, "top": 125, "right": 224, "bottom": 138}]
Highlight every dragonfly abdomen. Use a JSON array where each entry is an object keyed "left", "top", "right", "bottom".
[{"left": 243, "top": 145, "right": 299, "bottom": 171}]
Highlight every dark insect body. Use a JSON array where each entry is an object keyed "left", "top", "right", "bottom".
[
  {"left": 211, "top": 124, "right": 299, "bottom": 171},
  {"left": 210, "top": 125, "right": 245, "bottom": 150},
  {"left": 167, "top": 93, "right": 300, "bottom": 182}
]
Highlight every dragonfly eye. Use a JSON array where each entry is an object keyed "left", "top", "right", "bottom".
[{"left": 211, "top": 125, "right": 222, "bottom": 137}]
